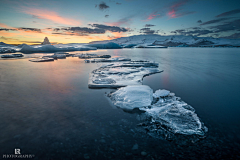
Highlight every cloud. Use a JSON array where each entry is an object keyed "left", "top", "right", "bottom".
[
  {"left": 98, "top": 2, "right": 109, "bottom": 11},
  {"left": 209, "top": 19, "right": 240, "bottom": 33},
  {"left": 0, "top": 27, "right": 41, "bottom": 33},
  {"left": 106, "top": 15, "right": 134, "bottom": 26},
  {"left": 0, "top": 23, "right": 12, "bottom": 28},
  {"left": 168, "top": 0, "right": 195, "bottom": 18},
  {"left": 51, "top": 24, "right": 129, "bottom": 37},
  {"left": 0, "top": 36, "right": 19, "bottom": 41},
  {"left": 105, "top": 15, "right": 109, "bottom": 18},
  {"left": 200, "top": 18, "right": 229, "bottom": 26},
  {"left": 220, "top": 32, "right": 240, "bottom": 39},
  {"left": 116, "top": 2, "right": 121, "bottom": 5},
  {"left": 197, "top": 20, "right": 202, "bottom": 23},
  {"left": 216, "top": 9, "right": 240, "bottom": 17},
  {"left": 21, "top": 8, "right": 81, "bottom": 25},
  {"left": 90, "top": 24, "right": 128, "bottom": 32},
  {"left": 145, "top": 24, "right": 155, "bottom": 27},
  {"left": 18, "top": 28, "right": 41, "bottom": 32},
  {"left": 140, "top": 28, "right": 158, "bottom": 35},
  {"left": 146, "top": 12, "right": 161, "bottom": 21},
  {"left": 172, "top": 28, "right": 214, "bottom": 36}
]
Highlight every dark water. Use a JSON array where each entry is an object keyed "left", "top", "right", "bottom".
[{"left": 0, "top": 48, "right": 240, "bottom": 159}]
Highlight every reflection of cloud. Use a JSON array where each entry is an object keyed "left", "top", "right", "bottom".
[
  {"left": 216, "top": 9, "right": 240, "bottom": 17},
  {"left": 21, "top": 8, "right": 81, "bottom": 25}
]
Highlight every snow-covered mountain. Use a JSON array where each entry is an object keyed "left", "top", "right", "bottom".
[{"left": 90, "top": 35, "right": 240, "bottom": 47}]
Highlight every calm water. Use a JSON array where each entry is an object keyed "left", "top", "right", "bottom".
[{"left": 0, "top": 48, "right": 240, "bottom": 159}]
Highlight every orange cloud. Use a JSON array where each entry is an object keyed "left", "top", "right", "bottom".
[
  {"left": 0, "top": 23, "right": 14, "bottom": 29},
  {"left": 21, "top": 8, "right": 81, "bottom": 26}
]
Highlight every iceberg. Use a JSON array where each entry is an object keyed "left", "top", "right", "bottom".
[
  {"left": 41, "top": 37, "right": 51, "bottom": 45},
  {"left": 20, "top": 44, "right": 97, "bottom": 53},
  {"left": 88, "top": 60, "right": 162, "bottom": 88},
  {"left": 109, "top": 85, "right": 153, "bottom": 110}
]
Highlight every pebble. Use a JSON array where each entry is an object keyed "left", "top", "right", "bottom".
[
  {"left": 132, "top": 143, "right": 139, "bottom": 150},
  {"left": 141, "top": 151, "right": 147, "bottom": 156},
  {"left": 84, "top": 154, "right": 90, "bottom": 159}
]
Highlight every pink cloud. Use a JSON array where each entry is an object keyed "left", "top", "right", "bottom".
[
  {"left": 21, "top": 8, "right": 81, "bottom": 26},
  {"left": 147, "top": 13, "right": 161, "bottom": 20},
  {"left": 167, "top": 0, "right": 194, "bottom": 18}
]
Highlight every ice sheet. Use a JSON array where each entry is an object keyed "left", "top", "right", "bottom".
[{"left": 88, "top": 61, "right": 162, "bottom": 88}]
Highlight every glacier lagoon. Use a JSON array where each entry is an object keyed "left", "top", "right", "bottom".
[{"left": 0, "top": 48, "right": 240, "bottom": 159}]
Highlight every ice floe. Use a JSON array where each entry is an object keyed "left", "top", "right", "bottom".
[
  {"left": 1, "top": 54, "right": 24, "bottom": 58},
  {"left": 153, "top": 89, "right": 170, "bottom": 98},
  {"left": 78, "top": 53, "right": 111, "bottom": 59},
  {"left": 109, "top": 85, "right": 153, "bottom": 110},
  {"left": 88, "top": 61, "right": 162, "bottom": 88},
  {"left": 108, "top": 85, "right": 207, "bottom": 136},
  {"left": 29, "top": 57, "right": 54, "bottom": 62},
  {"left": 86, "top": 57, "right": 131, "bottom": 63}
]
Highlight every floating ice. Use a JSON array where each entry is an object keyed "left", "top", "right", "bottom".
[
  {"left": 109, "top": 85, "right": 153, "bottom": 110},
  {"left": 153, "top": 89, "right": 170, "bottom": 98},
  {"left": 1, "top": 54, "right": 24, "bottom": 58},
  {"left": 87, "top": 57, "right": 131, "bottom": 63},
  {"left": 29, "top": 57, "right": 54, "bottom": 62},
  {"left": 108, "top": 85, "right": 207, "bottom": 136},
  {"left": 88, "top": 61, "right": 162, "bottom": 88},
  {"left": 78, "top": 53, "right": 111, "bottom": 59},
  {"left": 142, "top": 100, "right": 207, "bottom": 135}
]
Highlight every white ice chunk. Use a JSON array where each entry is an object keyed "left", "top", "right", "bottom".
[
  {"left": 153, "top": 89, "right": 170, "bottom": 98},
  {"left": 142, "top": 102, "right": 206, "bottom": 136},
  {"left": 29, "top": 57, "right": 54, "bottom": 62},
  {"left": 108, "top": 85, "right": 207, "bottom": 136},
  {"left": 109, "top": 85, "right": 153, "bottom": 110}
]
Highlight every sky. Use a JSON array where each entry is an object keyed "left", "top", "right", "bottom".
[{"left": 0, "top": 0, "right": 240, "bottom": 44}]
